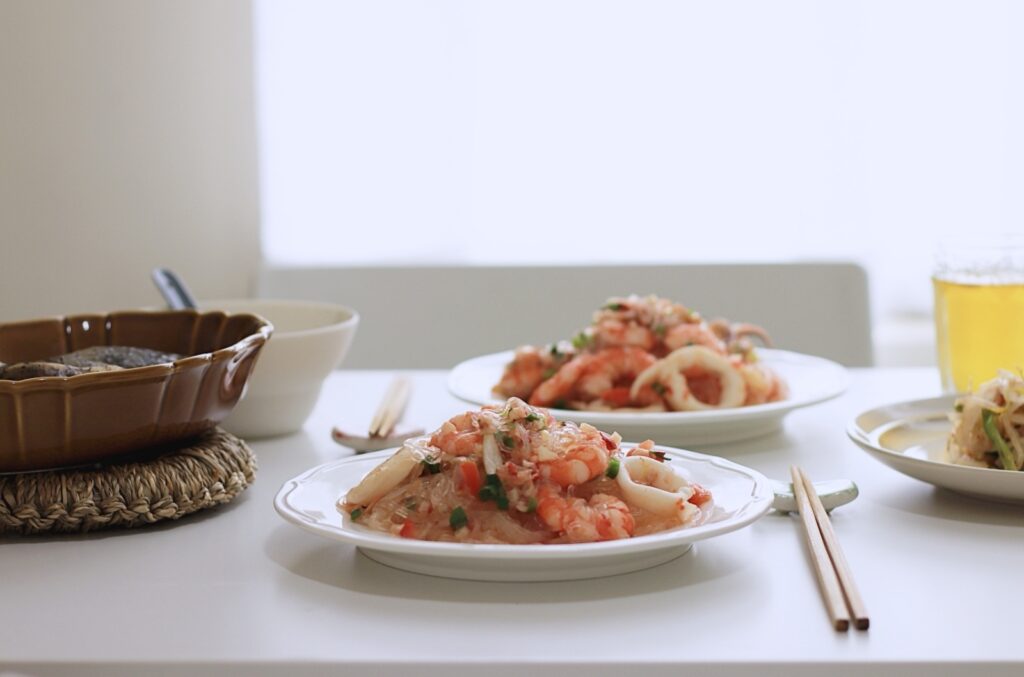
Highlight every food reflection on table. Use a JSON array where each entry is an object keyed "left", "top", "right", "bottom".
[
  {"left": 948, "top": 371, "right": 1024, "bottom": 471},
  {"left": 339, "top": 398, "right": 713, "bottom": 544},
  {"left": 493, "top": 294, "right": 787, "bottom": 412}
]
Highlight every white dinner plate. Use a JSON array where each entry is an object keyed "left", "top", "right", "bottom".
[
  {"left": 448, "top": 348, "right": 849, "bottom": 446},
  {"left": 274, "top": 446, "right": 774, "bottom": 582},
  {"left": 847, "top": 395, "right": 1024, "bottom": 504}
]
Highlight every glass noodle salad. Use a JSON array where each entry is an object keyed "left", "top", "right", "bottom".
[
  {"left": 339, "top": 398, "right": 713, "bottom": 544},
  {"left": 948, "top": 371, "right": 1024, "bottom": 471},
  {"left": 493, "top": 294, "right": 787, "bottom": 412}
]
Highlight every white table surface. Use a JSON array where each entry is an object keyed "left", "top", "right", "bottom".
[{"left": 4, "top": 368, "right": 1024, "bottom": 676}]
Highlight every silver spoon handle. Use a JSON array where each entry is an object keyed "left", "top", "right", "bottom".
[{"left": 151, "top": 267, "right": 198, "bottom": 310}]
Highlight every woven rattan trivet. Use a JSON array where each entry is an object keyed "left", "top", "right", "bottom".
[{"left": 0, "top": 428, "right": 256, "bottom": 535}]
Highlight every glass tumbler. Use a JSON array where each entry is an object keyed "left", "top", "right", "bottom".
[{"left": 932, "top": 235, "right": 1024, "bottom": 392}]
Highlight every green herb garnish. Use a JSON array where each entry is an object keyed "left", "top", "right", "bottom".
[
  {"left": 605, "top": 457, "right": 621, "bottom": 479},
  {"left": 349, "top": 507, "right": 364, "bottom": 520},
  {"left": 500, "top": 433, "right": 516, "bottom": 448},
  {"left": 603, "top": 302, "right": 624, "bottom": 311},
  {"left": 982, "top": 409, "right": 1017, "bottom": 471},
  {"left": 651, "top": 382, "right": 666, "bottom": 395},
  {"left": 525, "top": 497, "right": 538, "bottom": 513},
  {"left": 525, "top": 412, "right": 543, "bottom": 423},
  {"left": 571, "top": 331, "right": 592, "bottom": 350},
  {"left": 422, "top": 458, "right": 442, "bottom": 474},
  {"left": 449, "top": 506, "right": 468, "bottom": 530},
  {"left": 478, "top": 474, "right": 510, "bottom": 510}
]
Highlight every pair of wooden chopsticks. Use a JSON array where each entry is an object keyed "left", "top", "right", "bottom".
[
  {"left": 368, "top": 377, "right": 411, "bottom": 439},
  {"left": 791, "top": 465, "right": 869, "bottom": 632}
]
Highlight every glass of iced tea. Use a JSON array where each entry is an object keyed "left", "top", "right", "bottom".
[{"left": 933, "top": 235, "right": 1024, "bottom": 392}]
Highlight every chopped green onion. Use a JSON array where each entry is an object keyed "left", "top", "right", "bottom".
[
  {"left": 349, "top": 507, "right": 364, "bottom": 520},
  {"left": 422, "top": 459, "right": 442, "bottom": 474},
  {"left": 549, "top": 344, "right": 560, "bottom": 356},
  {"left": 954, "top": 402, "right": 964, "bottom": 413},
  {"left": 651, "top": 382, "right": 666, "bottom": 395},
  {"left": 603, "top": 302, "right": 624, "bottom": 311},
  {"left": 571, "top": 331, "right": 592, "bottom": 350},
  {"left": 605, "top": 457, "right": 621, "bottom": 479},
  {"left": 500, "top": 433, "right": 516, "bottom": 448},
  {"left": 982, "top": 409, "right": 1018, "bottom": 471},
  {"left": 525, "top": 412, "right": 543, "bottom": 423},
  {"left": 478, "top": 474, "right": 510, "bottom": 510},
  {"left": 525, "top": 497, "right": 538, "bottom": 513},
  {"left": 449, "top": 506, "right": 468, "bottom": 530}
]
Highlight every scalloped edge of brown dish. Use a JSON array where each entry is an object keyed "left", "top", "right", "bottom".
[{"left": 0, "top": 310, "right": 273, "bottom": 473}]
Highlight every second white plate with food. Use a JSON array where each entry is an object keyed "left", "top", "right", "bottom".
[
  {"left": 848, "top": 395, "right": 1024, "bottom": 503},
  {"left": 448, "top": 348, "right": 849, "bottom": 446},
  {"left": 274, "top": 445, "right": 773, "bottom": 582}
]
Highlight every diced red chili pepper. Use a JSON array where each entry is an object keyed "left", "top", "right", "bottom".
[
  {"left": 399, "top": 518, "right": 416, "bottom": 538},
  {"left": 459, "top": 460, "right": 482, "bottom": 496}
]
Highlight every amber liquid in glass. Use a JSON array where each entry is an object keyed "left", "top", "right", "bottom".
[{"left": 933, "top": 276, "right": 1024, "bottom": 392}]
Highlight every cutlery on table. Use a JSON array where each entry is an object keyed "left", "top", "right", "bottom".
[
  {"left": 332, "top": 377, "right": 424, "bottom": 453},
  {"left": 789, "top": 465, "right": 869, "bottom": 632},
  {"left": 151, "top": 267, "right": 198, "bottom": 310}
]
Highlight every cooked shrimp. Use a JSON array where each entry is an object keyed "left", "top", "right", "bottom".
[
  {"left": 664, "top": 322, "right": 727, "bottom": 354},
  {"left": 536, "top": 485, "right": 635, "bottom": 543},
  {"left": 575, "top": 347, "right": 657, "bottom": 400},
  {"left": 591, "top": 319, "right": 656, "bottom": 351},
  {"left": 528, "top": 355, "right": 591, "bottom": 407},
  {"left": 536, "top": 423, "right": 611, "bottom": 487},
  {"left": 632, "top": 346, "right": 746, "bottom": 411},
  {"left": 616, "top": 455, "right": 704, "bottom": 525},
  {"left": 737, "top": 361, "right": 787, "bottom": 405},
  {"left": 493, "top": 346, "right": 549, "bottom": 399},
  {"left": 344, "top": 437, "right": 432, "bottom": 506},
  {"left": 493, "top": 344, "right": 575, "bottom": 399},
  {"left": 430, "top": 412, "right": 484, "bottom": 457}
]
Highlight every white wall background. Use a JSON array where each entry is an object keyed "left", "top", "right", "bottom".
[
  {"left": 0, "top": 0, "right": 261, "bottom": 320},
  {"left": 256, "top": 0, "right": 1024, "bottom": 324}
]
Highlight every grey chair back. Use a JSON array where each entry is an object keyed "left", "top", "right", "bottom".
[{"left": 257, "top": 262, "right": 873, "bottom": 368}]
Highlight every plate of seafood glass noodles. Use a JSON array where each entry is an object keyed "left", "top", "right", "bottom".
[
  {"left": 275, "top": 399, "right": 774, "bottom": 581},
  {"left": 848, "top": 373, "right": 1024, "bottom": 504},
  {"left": 447, "top": 294, "right": 849, "bottom": 446},
  {"left": 449, "top": 348, "right": 849, "bottom": 446}
]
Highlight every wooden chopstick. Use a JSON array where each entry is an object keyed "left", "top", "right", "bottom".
[
  {"left": 796, "top": 466, "right": 870, "bottom": 630},
  {"left": 790, "top": 466, "right": 869, "bottom": 631},
  {"left": 367, "top": 377, "right": 411, "bottom": 439}
]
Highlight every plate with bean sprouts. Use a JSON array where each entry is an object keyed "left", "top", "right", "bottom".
[{"left": 848, "top": 372, "right": 1024, "bottom": 503}]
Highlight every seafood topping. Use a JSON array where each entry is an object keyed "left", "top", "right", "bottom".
[
  {"left": 948, "top": 371, "right": 1024, "bottom": 471},
  {"left": 339, "top": 398, "right": 713, "bottom": 544},
  {"left": 493, "top": 294, "right": 787, "bottom": 412}
]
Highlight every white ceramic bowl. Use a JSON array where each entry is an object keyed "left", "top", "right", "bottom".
[{"left": 201, "top": 299, "right": 359, "bottom": 438}]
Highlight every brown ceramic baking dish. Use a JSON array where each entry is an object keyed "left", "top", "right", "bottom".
[{"left": 0, "top": 310, "right": 272, "bottom": 473}]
